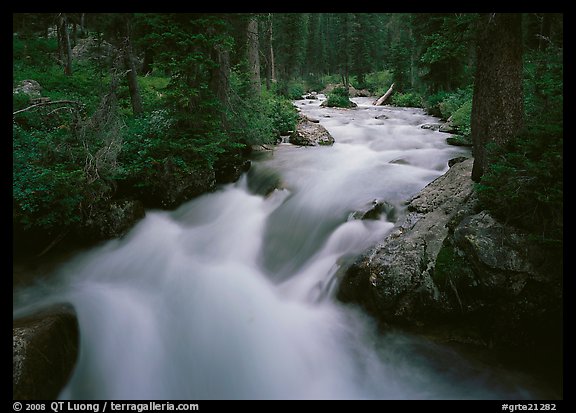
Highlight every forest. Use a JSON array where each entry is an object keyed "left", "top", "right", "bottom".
[
  {"left": 13, "top": 13, "right": 562, "bottom": 250},
  {"left": 13, "top": 13, "right": 563, "bottom": 401}
]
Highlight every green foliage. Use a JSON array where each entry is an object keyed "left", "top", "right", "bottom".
[
  {"left": 450, "top": 99, "right": 472, "bottom": 137},
  {"left": 325, "top": 86, "right": 354, "bottom": 108},
  {"left": 228, "top": 70, "right": 298, "bottom": 145},
  {"left": 523, "top": 47, "right": 563, "bottom": 126},
  {"left": 390, "top": 92, "right": 423, "bottom": 108},
  {"left": 364, "top": 70, "right": 394, "bottom": 97},
  {"left": 476, "top": 127, "right": 563, "bottom": 242},
  {"left": 425, "top": 87, "right": 473, "bottom": 135},
  {"left": 433, "top": 243, "right": 468, "bottom": 286},
  {"left": 12, "top": 35, "right": 58, "bottom": 67},
  {"left": 276, "top": 79, "right": 306, "bottom": 100},
  {"left": 14, "top": 124, "right": 90, "bottom": 232},
  {"left": 438, "top": 87, "right": 472, "bottom": 119},
  {"left": 138, "top": 74, "right": 170, "bottom": 110}
]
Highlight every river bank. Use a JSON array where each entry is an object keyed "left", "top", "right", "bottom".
[{"left": 14, "top": 97, "right": 559, "bottom": 400}]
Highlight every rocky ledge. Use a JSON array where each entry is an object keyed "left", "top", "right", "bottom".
[{"left": 337, "top": 158, "right": 562, "bottom": 363}]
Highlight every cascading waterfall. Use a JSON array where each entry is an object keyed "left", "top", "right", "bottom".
[{"left": 14, "top": 97, "right": 537, "bottom": 399}]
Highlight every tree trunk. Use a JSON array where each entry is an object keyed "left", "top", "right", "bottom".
[
  {"left": 72, "top": 22, "right": 77, "bottom": 48},
  {"left": 79, "top": 13, "right": 85, "bottom": 37},
  {"left": 59, "top": 14, "right": 73, "bottom": 76},
  {"left": 373, "top": 83, "right": 395, "bottom": 106},
  {"left": 265, "top": 13, "right": 276, "bottom": 90},
  {"left": 210, "top": 45, "right": 230, "bottom": 110},
  {"left": 471, "top": 13, "right": 524, "bottom": 182},
  {"left": 246, "top": 15, "right": 261, "bottom": 96},
  {"left": 142, "top": 48, "right": 154, "bottom": 75},
  {"left": 123, "top": 19, "right": 143, "bottom": 116}
]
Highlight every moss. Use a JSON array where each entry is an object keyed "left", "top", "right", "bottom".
[{"left": 433, "top": 243, "right": 468, "bottom": 287}]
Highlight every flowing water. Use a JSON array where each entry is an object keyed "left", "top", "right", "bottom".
[{"left": 14, "top": 97, "right": 542, "bottom": 399}]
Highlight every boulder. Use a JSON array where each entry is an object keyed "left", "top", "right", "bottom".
[
  {"left": 13, "top": 305, "right": 79, "bottom": 399},
  {"left": 446, "top": 135, "right": 473, "bottom": 146},
  {"left": 338, "top": 157, "right": 562, "bottom": 357},
  {"left": 349, "top": 200, "right": 399, "bottom": 223},
  {"left": 72, "top": 37, "right": 117, "bottom": 64},
  {"left": 439, "top": 116, "right": 457, "bottom": 133},
  {"left": 139, "top": 159, "right": 217, "bottom": 209},
  {"left": 13, "top": 79, "right": 42, "bottom": 100},
  {"left": 214, "top": 149, "right": 251, "bottom": 184},
  {"left": 348, "top": 86, "right": 371, "bottom": 97},
  {"left": 338, "top": 159, "right": 477, "bottom": 324},
  {"left": 83, "top": 199, "right": 145, "bottom": 240},
  {"left": 420, "top": 123, "right": 441, "bottom": 131},
  {"left": 290, "top": 116, "right": 335, "bottom": 146}
]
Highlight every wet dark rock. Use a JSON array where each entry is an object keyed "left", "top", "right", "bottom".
[
  {"left": 421, "top": 123, "right": 441, "bottom": 131},
  {"left": 446, "top": 135, "right": 473, "bottom": 147},
  {"left": 13, "top": 304, "right": 79, "bottom": 400},
  {"left": 83, "top": 199, "right": 145, "bottom": 240},
  {"left": 349, "top": 200, "right": 400, "bottom": 223},
  {"left": 338, "top": 158, "right": 562, "bottom": 360},
  {"left": 448, "top": 156, "right": 469, "bottom": 167}
]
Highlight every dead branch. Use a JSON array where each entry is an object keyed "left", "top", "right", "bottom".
[{"left": 13, "top": 100, "right": 84, "bottom": 116}]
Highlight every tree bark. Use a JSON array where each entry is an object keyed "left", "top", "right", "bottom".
[
  {"left": 246, "top": 15, "right": 261, "bottom": 96},
  {"left": 471, "top": 13, "right": 524, "bottom": 182},
  {"left": 265, "top": 13, "right": 276, "bottom": 90},
  {"left": 142, "top": 48, "right": 154, "bottom": 75},
  {"left": 79, "top": 13, "right": 85, "bottom": 37},
  {"left": 373, "top": 83, "right": 395, "bottom": 106},
  {"left": 58, "top": 14, "right": 73, "bottom": 76},
  {"left": 123, "top": 19, "right": 143, "bottom": 116}
]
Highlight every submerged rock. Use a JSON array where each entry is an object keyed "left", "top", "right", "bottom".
[{"left": 13, "top": 305, "right": 79, "bottom": 399}]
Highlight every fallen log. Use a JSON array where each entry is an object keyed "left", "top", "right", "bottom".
[{"left": 373, "top": 83, "right": 395, "bottom": 106}]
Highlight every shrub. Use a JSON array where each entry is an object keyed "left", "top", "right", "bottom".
[
  {"left": 325, "top": 86, "right": 354, "bottom": 108},
  {"left": 390, "top": 92, "right": 423, "bottom": 108},
  {"left": 364, "top": 70, "right": 394, "bottom": 97},
  {"left": 438, "top": 87, "right": 473, "bottom": 119},
  {"left": 450, "top": 99, "right": 472, "bottom": 137},
  {"left": 476, "top": 126, "right": 563, "bottom": 243}
]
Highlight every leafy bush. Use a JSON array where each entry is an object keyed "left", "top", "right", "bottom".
[
  {"left": 450, "top": 99, "right": 472, "bottom": 137},
  {"left": 476, "top": 126, "right": 563, "bottom": 243},
  {"left": 276, "top": 79, "right": 307, "bottom": 100},
  {"left": 390, "top": 92, "right": 423, "bottom": 108},
  {"left": 437, "top": 87, "right": 473, "bottom": 119},
  {"left": 523, "top": 48, "right": 563, "bottom": 126},
  {"left": 227, "top": 70, "right": 298, "bottom": 145},
  {"left": 425, "top": 90, "right": 451, "bottom": 117},
  {"left": 325, "top": 86, "right": 354, "bottom": 108}
]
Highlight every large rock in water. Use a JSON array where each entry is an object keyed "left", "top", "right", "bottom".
[
  {"left": 338, "top": 158, "right": 562, "bottom": 356},
  {"left": 290, "top": 115, "right": 335, "bottom": 146},
  {"left": 13, "top": 305, "right": 79, "bottom": 399},
  {"left": 338, "top": 159, "right": 477, "bottom": 324}
]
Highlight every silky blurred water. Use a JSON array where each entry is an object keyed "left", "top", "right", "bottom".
[{"left": 14, "top": 97, "right": 540, "bottom": 399}]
